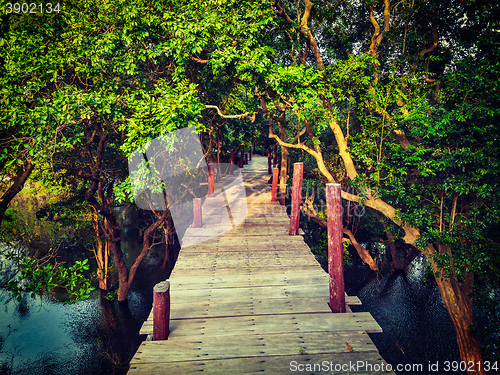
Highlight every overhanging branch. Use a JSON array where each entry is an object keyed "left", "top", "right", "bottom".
[{"left": 204, "top": 105, "right": 255, "bottom": 122}]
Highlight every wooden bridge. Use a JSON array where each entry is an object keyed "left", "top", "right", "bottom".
[{"left": 127, "top": 155, "right": 395, "bottom": 374}]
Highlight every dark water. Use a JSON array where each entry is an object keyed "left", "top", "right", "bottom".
[
  {"left": 0, "top": 214, "right": 175, "bottom": 374},
  {"left": 342, "top": 253, "right": 464, "bottom": 375}
]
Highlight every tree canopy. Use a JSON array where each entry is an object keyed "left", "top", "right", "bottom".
[{"left": 1, "top": 0, "right": 499, "bottom": 370}]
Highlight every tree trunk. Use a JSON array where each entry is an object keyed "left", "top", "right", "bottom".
[
  {"left": 92, "top": 212, "right": 110, "bottom": 290},
  {"left": 105, "top": 220, "right": 129, "bottom": 302},
  {"left": 278, "top": 116, "right": 288, "bottom": 205},
  {"left": 425, "top": 244, "right": 485, "bottom": 374},
  {"left": 95, "top": 240, "right": 110, "bottom": 291},
  {"left": 0, "top": 161, "right": 35, "bottom": 224},
  {"left": 369, "top": 208, "right": 420, "bottom": 270},
  {"left": 435, "top": 276, "right": 484, "bottom": 373}
]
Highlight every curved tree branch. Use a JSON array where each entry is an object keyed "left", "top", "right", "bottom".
[{"left": 204, "top": 105, "right": 255, "bottom": 122}]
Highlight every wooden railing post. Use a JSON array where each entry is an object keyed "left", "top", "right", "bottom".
[
  {"left": 208, "top": 165, "right": 214, "bottom": 197},
  {"left": 153, "top": 280, "right": 170, "bottom": 340},
  {"left": 267, "top": 148, "right": 272, "bottom": 174},
  {"left": 240, "top": 150, "right": 244, "bottom": 168},
  {"left": 273, "top": 144, "right": 277, "bottom": 168},
  {"left": 271, "top": 167, "right": 279, "bottom": 202},
  {"left": 289, "top": 162, "right": 303, "bottom": 235},
  {"left": 326, "top": 183, "right": 345, "bottom": 313},
  {"left": 249, "top": 146, "right": 252, "bottom": 160},
  {"left": 193, "top": 198, "right": 202, "bottom": 228},
  {"left": 230, "top": 150, "right": 235, "bottom": 174}
]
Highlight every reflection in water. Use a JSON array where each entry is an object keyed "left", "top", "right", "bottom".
[
  {"left": 0, "top": 218, "right": 176, "bottom": 374},
  {"left": 345, "top": 253, "right": 463, "bottom": 375}
]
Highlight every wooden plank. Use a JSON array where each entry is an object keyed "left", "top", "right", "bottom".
[
  {"left": 130, "top": 330, "right": 379, "bottom": 364},
  {"left": 175, "top": 249, "right": 313, "bottom": 260},
  {"left": 180, "top": 239, "right": 311, "bottom": 254},
  {"left": 145, "top": 298, "right": 339, "bottom": 324},
  {"left": 140, "top": 312, "right": 382, "bottom": 338},
  {"left": 170, "top": 265, "right": 326, "bottom": 279},
  {"left": 173, "top": 255, "right": 320, "bottom": 270},
  {"left": 166, "top": 283, "right": 334, "bottom": 304},
  {"left": 180, "top": 243, "right": 311, "bottom": 254},
  {"left": 140, "top": 296, "right": 361, "bottom": 329},
  {"left": 128, "top": 351, "right": 396, "bottom": 374},
  {"left": 169, "top": 273, "right": 329, "bottom": 290}
]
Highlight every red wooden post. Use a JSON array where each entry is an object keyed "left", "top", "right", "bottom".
[
  {"left": 273, "top": 144, "right": 277, "bottom": 168},
  {"left": 230, "top": 150, "right": 235, "bottom": 174},
  {"left": 327, "top": 183, "right": 345, "bottom": 313},
  {"left": 289, "top": 162, "right": 303, "bottom": 235},
  {"left": 267, "top": 148, "right": 272, "bottom": 174},
  {"left": 271, "top": 167, "right": 279, "bottom": 202},
  {"left": 208, "top": 164, "right": 214, "bottom": 197},
  {"left": 240, "top": 150, "right": 244, "bottom": 168},
  {"left": 153, "top": 281, "right": 170, "bottom": 340},
  {"left": 193, "top": 198, "right": 202, "bottom": 228}
]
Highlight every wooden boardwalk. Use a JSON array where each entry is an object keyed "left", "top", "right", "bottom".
[{"left": 128, "top": 156, "right": 395, "bottom": 375}]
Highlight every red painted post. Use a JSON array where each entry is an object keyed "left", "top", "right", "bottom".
[
  {"left": 267, "top": 148, "right": 272, "bottom": 174},
  {"left": 271, "top": 167, "right": 279, "bottom": 202},
  {"left": 208, "top": 164, "right": 214, "bottom": 197},
  {"left": 240, "top": 150, "right": 244, "bottom": 168},
  {"left": 273, "top": 144, "right": 277, "bottom": 168},
  {"left": 289, "top": 162, "right": 303, "bottom": 235},
  {"left": 230, "top": 150, "right": 235, "bottom": 174},
  {"left": 193, "top": 198, "right": 202, "bottom": 228},
  {"left": 327, "top": 183, "right": 345, "bottom": 313},
  {"left": 153, "top": 280, "right": 170, "bottom": 340}
]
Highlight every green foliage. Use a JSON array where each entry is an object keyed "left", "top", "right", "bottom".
[
  {"left": 0, "top": 188, "right": 93, "bottom": 253},
  {"left": 5, "top": 254, "right": 94, "bottom": 304},
  {"left": 0, "top": 187, "right": 95, "bottom": 304},
  {"left": 310, "top": 231, "right": 352, "bottom": 266}
]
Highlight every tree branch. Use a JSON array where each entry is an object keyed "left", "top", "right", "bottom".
[
  {"left": 204, "top": 105, "right": 255, "bottom": 122},
  {"left": 344, "top": 228, "right": 379, "bottom": 271},
  {"left": 190, "top": 56, "right": 209, "bottom": 64}
]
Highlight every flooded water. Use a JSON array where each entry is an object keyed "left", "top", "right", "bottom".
[
  {"left": 0, "top": 220, "right": 175, "bottom": 374},
  {"left": 343, "top": 253, "right": 464, "bottom": 374}
]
